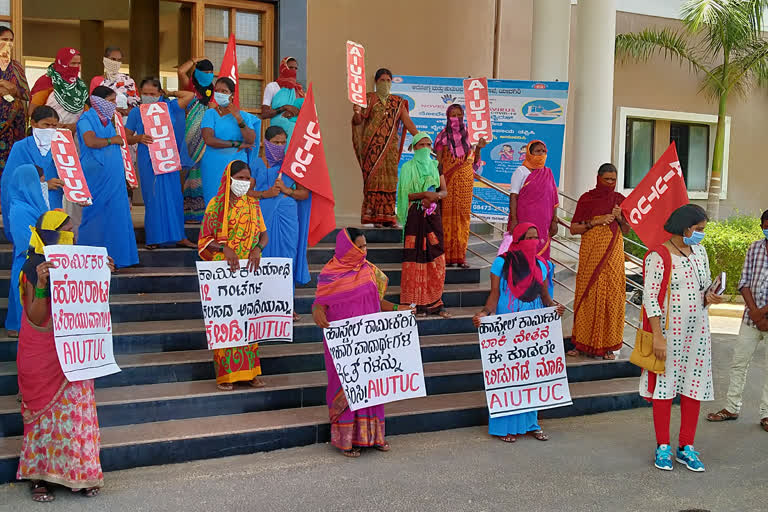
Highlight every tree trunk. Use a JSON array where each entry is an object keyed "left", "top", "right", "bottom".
[{"left": 706, "top": 92, "right": 728, "bottom": 221}]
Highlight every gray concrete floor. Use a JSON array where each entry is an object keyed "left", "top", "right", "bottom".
[{"left": 1, "top": 323, "right": 766, "bottom": 512}]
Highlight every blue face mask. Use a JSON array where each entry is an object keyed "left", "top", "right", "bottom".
[
  {"left": 763, "top": 228, "right": 768, "bottom": 240},
  {"left": 214, "top": 92, "right": 231, "bottom": 107},
  {"left": 683, "top": 230, "right": 706, "bottom": 246},
  {"left": 194, "top": 69, "right": 214, "bottom": 87}
]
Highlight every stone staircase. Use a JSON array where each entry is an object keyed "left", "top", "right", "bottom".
[{"left": 0, "top": 223, "right": 642, "bottom": 483}]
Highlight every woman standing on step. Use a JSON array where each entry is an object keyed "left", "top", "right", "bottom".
[
  {"left": 567, "top": 163, "right": 629, "bottom": 360},
  {"left": 17, "top": 211, "right": 113, "bottom": 502},
  {"left": 76, "top": 86, "right": 138, "bottom": 269},
  {"left": 198, "top": 160, "right": 269, "bottom": 391},
  {"left": 642, "top": 205, "right": 721, "bottom": 473},
  {"left": 397, "top": 132, "right": 451, "bottom": 318},
  {"left": 472, "top": 223, "right": 564, "bottom": 443},
  {"left": 313, "top": 228, "right": 411, "bottom": 457},
  {"left": 124, "top": 78, "right": 196, "bottom": 250},
  {"left": 434, "top": 104, "right": 485, "bottom": 269}
]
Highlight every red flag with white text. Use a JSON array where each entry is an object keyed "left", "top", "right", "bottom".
[
  {"left": 218, "top": 33, "right": 239, "bottom": 108},
  {"left": 280, "top": 83, "right": 336, "bottom": 246},
  {"left": 620, "top": 143, "right": 689, "bottom": 248}
]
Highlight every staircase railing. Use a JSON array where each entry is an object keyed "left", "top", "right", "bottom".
[{"left": 469, "top": 175, "right": 647, "bottom": 349}]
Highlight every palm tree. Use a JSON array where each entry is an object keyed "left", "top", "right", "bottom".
[{"left": 615, "top": 0, "right": 768, "bottom": 220}]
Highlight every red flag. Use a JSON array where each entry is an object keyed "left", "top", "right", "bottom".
[
  {"left": 620, "top": 143, "right": 688, "bottom": 248},
  {"left": 280, "top": 83, "right": 336, "bottom": 246},
  {"left": 218, "top": 33, "right": 239, "bottom": 108}
]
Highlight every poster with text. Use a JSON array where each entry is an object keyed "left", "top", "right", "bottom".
[
  {"left": 196, "top": 258, "right": 293, "bottom": 349},
  {"left": 478, "top": 307, "right": 571, "bottom": 418},
  {"left": 140, "top": 102, "right": 182, "bottom": 175},
  {"left": 324, "top": 310, "right": 426, "bottom": 411},
  {"left": 44, "top": 245, "right": 120, "bottom": 381},
  {"left": 391, "top": 76, "right": 568, "bottom": 222}
]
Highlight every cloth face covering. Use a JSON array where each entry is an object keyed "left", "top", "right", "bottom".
[
  {"left": 32, "top": 128, "right": 56, "bottom": 156},
  {"left": 103, "top": 57, "right": 121, "bottom": 79},
  {"left": 264, "top": 139, "right": 286, "bottom": 168},
  {"left": 230, "top": 178, "right": 251, "bottom": 198}
]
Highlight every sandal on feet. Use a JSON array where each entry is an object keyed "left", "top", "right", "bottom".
[
  {"left": 760, "top": 418, "right": 768, "bottom": 432},
  {"left": 342, "top": 448, "right": 361, "bottom": 458},
  {"left": 602, "top": 352, "right": 616, "bottom": 360},
  {"left": 293, "top": 312, "right": 301, "bottom": 321},
  {"left": 31, "top": 482, "right": 55, "bottom": 503},
  {"left": 530, "top": 429, "right": 549, "bottom": 441},
  {"left": 217, "top": 383, "right": 234, "bottom": 391},
  {"left": 706, "top": 408, "right": 739, "bottom": 422},
  {"left": 82, "top": 487, "right": 100, "bottom": 498},
  {"left": 145, "top": 244, "right": 158, "bottom": 251},
  {"left": 436, "top": 310, "right": 453, "bottom": 319},
  {"left": 177, "top": 239, "right": 197, "bottom": 249},
  {"left": 6, "top": 330, "right": 18, "bottom": 338},
  {"left": 375, "top": 441, "right": 391, "bottom": 452},
  {"left": 459, "top": 263, "right": 471, "bottom": 269},
  {"left": 566, "top": 349, "right": 579, "bottom": 357},
  {"left": 249, "top": 378, "right": 266, "bottom": 388},
  {"left": 497, "top": 434, "right": 516, "bottom": 443},
  {"left": 415, "top": 312, "right": 427, "bottom": 318}
]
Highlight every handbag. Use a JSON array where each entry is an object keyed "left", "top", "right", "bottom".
[{"left": 630, "top": 246, "right": 672, "bottom": 374}]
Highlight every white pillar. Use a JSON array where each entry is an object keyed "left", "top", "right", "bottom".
[
  {"left": 531, "top": 0, "right": 571, "bottom": 81},
  {"left": 568, "top": 0, "right": 616, "bottom": 198}
]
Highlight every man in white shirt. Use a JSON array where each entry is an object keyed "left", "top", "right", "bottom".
[{"left": 260, "top": 57, "right": 301, "bottom": 121}]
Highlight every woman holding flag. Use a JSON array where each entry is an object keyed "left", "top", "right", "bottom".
[
  {"left": 250, "top": 126, "right": 311, "bottom": 320},
  {"left": 124, "top": 78, "right": 196, "bottom": 250},
  {"left": 76, "top": 85, "right": 138, "bottom": 269},
  {"left": 435, "top": 104, "right": 485, "bottom": 268}
]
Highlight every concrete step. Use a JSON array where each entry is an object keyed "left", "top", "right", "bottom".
[{"left": 0, "top": 376, "right": 645, "bottom": 483}]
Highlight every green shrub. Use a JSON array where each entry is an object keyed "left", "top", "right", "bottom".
[
  {"left": 623, "top": 230, "right": 647, "bottom": 261},
  {"left": 702, "top": 215, "right": 763, "bottom": 295}
]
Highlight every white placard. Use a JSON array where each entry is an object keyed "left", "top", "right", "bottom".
[
  {"left": 478, "top": 307, "right": 572, "bottom": 418},
  {"left": 45, "top": 245, "right": 120, "bottom": 381},
  {"left": 323, "top": 310, "right": 426, "bottom": 411},
  {"left": 196, "top": 258, "right": 293, "bottom": 349}
]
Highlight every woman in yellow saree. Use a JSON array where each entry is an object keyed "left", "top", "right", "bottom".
[{"left": 198, "top": 160, "right": 269, "bottom": 390}]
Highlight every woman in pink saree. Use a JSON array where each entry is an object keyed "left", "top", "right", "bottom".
[{"left": 506, "top": 140, "right": 559, "bottom": 260}]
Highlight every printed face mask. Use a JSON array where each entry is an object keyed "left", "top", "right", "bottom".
[
  {"left": 230, "top": 178, "right": 251, "bottom": 198},
  {"left": 141, "top": 95, "right": 161, "bottom": 104},
  {"left": 683, "top": 230, "right": 706, "bottom": 246},
  {"left": 214, "top": 92, "right": 231, "bottom": 107},
  {"left": 103, "top": 56, "right": 121, "bottom": 76}
]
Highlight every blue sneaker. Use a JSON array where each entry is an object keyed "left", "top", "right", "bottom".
[
  {"left": 676, "top": 445, "right": 705, "bottom": 472},
  {"left": 654, "top": 444, "right": 673, "bottom": 471}
]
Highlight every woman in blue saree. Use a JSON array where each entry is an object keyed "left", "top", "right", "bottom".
[
  {"left": 5, "top": 165, "right": 48, "bottom": 335},
  {"left": 125, "top": 78, "right": 196, "bottom": 249},
  {"left": 249, "top": 126, "right": 311, "bottom": 320},
  {"left": 200, "top": 77, "right": 259, "bottom": 207},
  {"left": 76, "top": 86, "right": 138, "bottom": 268}
]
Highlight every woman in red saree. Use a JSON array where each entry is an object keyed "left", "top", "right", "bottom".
[
  {"left": 352, "top": 68, "right": 418, "bottom": 227},
  {"left": 17, "top": 211, "right": 113, "bottom": 502},
  {"left": 435, "top": 104, "right": 486, "bottom": 268},
  {"left": 568, "top": 164, "right": 630, "bottom": 359},
  {"left": 506, "top": 140, "right": 559, "bottom": 260},
  {"left": 198, "top": 160, "right": 269, "bottom": 391}
]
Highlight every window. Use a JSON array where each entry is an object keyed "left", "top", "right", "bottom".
[
  {"left": 670, "top": 122, "right": 709, "bottom": 192},
  {"left": 624, "top": 118, "right": 654, "bottom": 189}
]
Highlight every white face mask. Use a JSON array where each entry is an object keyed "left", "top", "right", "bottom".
[
  {"left": 40, "top": 181, "right": 50, "bottom": 209},
  {"left": 230, "top": 178, "right": 251, "bottom": 197},
  {"left": 32, "top": 127, "right": 56, "bottom": 155}
]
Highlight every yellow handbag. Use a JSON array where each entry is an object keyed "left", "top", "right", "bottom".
[{"left": 630, "top": 288, "right": 670, "bottom": 374}]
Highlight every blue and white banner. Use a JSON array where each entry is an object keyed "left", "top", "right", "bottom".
[{"left": 391, "top": 76, "right": 569, "bottom": 222}]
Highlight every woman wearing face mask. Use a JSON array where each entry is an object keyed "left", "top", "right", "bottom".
[
  {"left": 178, "top": 58, "right": 215, "bottom": 223},
  {"left": 259, "top": 57, "right": 304, "bottom": 142},
  {"left": 352, "top": 68, "right": 418, "bottom": 227},
  {"left": 472, "top": 223, "right": 565, "bottom": 443},
  {"left": 397, "top": 133, "right": 450, "bottom": 318},
  {"left": 0, "top": 26, "right": 30, "bottom": 183},
  {"left": 2, "top": 107, "right": 63, "bottom": 238},
  {"left": 435, "top": 104, "right": 486, "bottom": 268},
  {"left": 124, "top": 78, "right": 195, "bottom": 250},
  {"left": 567, "top": 163, "right": 630, "bottom": 360},
  {"left": 88, "top": 46, "right": 139, "bottom": 116},
  {"left": 249, "top": 125, "right": 311, "bottom": 320},
  {"left": 76, "top": 86, "right": 138, "bottom": 269},
  {"left": 5, "top": 165, "right": 49, "bottom": 336},
  {"left": 30, "top": 47, "right": 87, "bottom": 133},
  {"left": 199, "top": 160, "right": 269, "bottom": 391},
  {"left": 642, "top": 204, "right": 722, "bottom": 473},
  {"left": 200, "top": 77, "right": 259, "bottom": 207}
]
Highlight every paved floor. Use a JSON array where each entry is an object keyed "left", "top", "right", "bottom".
[{"left": 0, "top": 325, "right": 766, "bottom": 512}]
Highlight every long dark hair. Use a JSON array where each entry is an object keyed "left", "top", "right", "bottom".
[{"left": 192, "top": 59, "right": 214, "bottom": 106}]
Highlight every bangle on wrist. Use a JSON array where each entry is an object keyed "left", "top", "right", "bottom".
[
  {"left": 255, "top": 243, "right": 264, "bottom": 252},
  {"left": 393, "top": 304, "right": 399, "bottom": 311},
  {"left": 34, "top": 287, "right": 50, "bottom": 299}
]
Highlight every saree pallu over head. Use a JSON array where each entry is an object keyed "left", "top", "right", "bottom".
[
  {"left": 313, "top": 229, "right": 388, "bottom": 312},
  {"left": 21, "top": 210, "right": 72, "bottom": 295},
  {"left": 516, "top": 145, "right": 558, "bottom": 258},
  {"left": 499, "top": 222, "right": 545, "bottom": 305},
  {"left": 571, "top": 174, "right": 627, "bottom": 231},
  {"left": 276, "top": 57, "right": 305, "bottom": 98},
  {"left": 32, "top": 47, "right": 88, "bottom": 114},
  {"left": 396, "top": 132, "right": 440, "bottom": 227},
  {"left": 433, "top": 104, "right": 471, "bottom": 159}
]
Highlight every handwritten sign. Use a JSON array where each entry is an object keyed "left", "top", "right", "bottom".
[
  {"left": 478, "top": 307, "right": 571, "bottom": 418},
  {"left": 139, "top": 102, "right": 181, "bottom": 175},
  {"left": 195, "top": 258, "right": 293, "bottom": 349},
  {"left": 463, "top": 77, "right": 493, "bottom": 144},
  {"left": 323, "top": 310, "right": 426, "bottom": 411},
  {"left": 50, "top": 129, "right": 93, "bottom": 205},
  {"left": 44, "top": 245, "right": 120, "bottom": 381},
  {"left": 113, "top": 113, "right": 138, "bottom": 188},
  {"left": 346, "top": 41, "right": 367, "bottom": 107}
]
